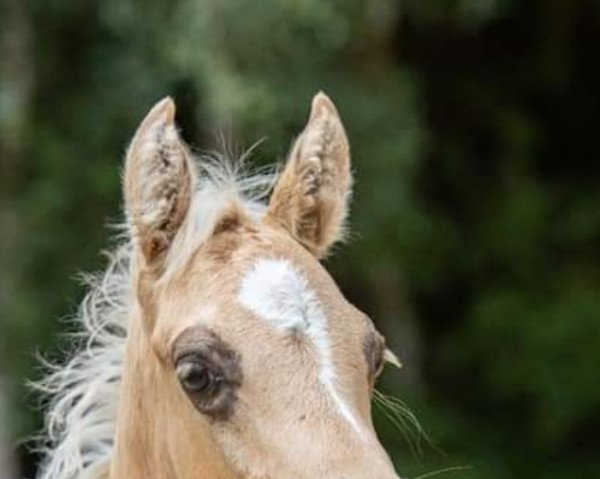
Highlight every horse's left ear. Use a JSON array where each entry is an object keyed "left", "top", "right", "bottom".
[
  {"left": 267, "top": 92, "right": 352, "bottom": 258},
  {"left": 123, "top": 97, "right": 196, "bottom": 271}
]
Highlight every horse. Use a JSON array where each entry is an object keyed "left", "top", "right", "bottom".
[{"left": 35, "top": 92, "right": 404, "bottom": 479}]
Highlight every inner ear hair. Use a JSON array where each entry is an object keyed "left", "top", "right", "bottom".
[
  {"left": 267, "top": 92, "right": 352, "bottom": 259},
  {"left": 124, "top": 97, "right": 196, "bottom": 269}
]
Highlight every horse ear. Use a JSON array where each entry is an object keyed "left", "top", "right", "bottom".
[
  {"left": 123, "top": 97, "right": 195, "bottom": 270},
  {"left": 267, "top": 92, "right": 352, "bottom": 258}
]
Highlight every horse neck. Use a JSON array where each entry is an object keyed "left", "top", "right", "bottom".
[
  {"left": 108, "top": 316, "right": 173, "bottom": 478},
  {"left": 108, "top": 315, "right": 236, "bottom": 479}
]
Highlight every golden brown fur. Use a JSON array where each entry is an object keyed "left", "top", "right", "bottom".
[{"left": 107, "top": 94, "right": 401, "bottom": 479}]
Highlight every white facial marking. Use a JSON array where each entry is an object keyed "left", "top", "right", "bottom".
[{"left": 237, "top": 258, "right": 366, "bottom": 440}]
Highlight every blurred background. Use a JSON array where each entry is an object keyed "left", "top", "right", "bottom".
[{"left": 1, "top": 1, "right": 599, "bottom": 478}]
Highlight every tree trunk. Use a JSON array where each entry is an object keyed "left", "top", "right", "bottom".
[{"left": 0, "top": 0, "right": 34, "bottom": 477}]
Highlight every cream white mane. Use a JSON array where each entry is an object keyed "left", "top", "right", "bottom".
[{"left": 34, "top": 153, "right": 274, "bottom": 479}]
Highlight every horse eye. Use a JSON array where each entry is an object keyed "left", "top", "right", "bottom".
[
  {"left": 176, "top": 361, "right": 217, "bottom": 395},
  {"left": 364, "top": 330, "right": 387, "bottom": 382}
]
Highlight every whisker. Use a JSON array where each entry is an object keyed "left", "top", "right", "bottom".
[
  {"left": 374, "top": 394, "right": 422, "bottom": 458},
  {"left": 411, "top": 465, "right": 473, "bottom": 479},
  {"left": 373, "top": 389, "right": 442, "bottom": 458}
]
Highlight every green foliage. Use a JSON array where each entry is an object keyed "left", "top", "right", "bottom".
[{"left": 0, "top": 1, "right": 598, "bottom": 478}]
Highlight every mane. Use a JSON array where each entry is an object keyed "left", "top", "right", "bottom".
[{"left": 33, "top": 151, "right": 275, "bottom": 479}]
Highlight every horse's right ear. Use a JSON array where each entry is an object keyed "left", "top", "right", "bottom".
[{"left": 123, "top": 97, "right": 195, "bottom": 271}]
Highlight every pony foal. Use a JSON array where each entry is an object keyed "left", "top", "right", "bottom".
[{"left": 37, "top": 93, "right": 403, "bottom": 479}]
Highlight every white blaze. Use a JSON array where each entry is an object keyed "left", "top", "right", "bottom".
[{"left": 237, "top": 258, "right": 365, "bottom": 440}]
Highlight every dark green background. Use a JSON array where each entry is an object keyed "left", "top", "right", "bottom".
[{"left": 1, "top": 1, "right": 599, "bottom": 478}]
